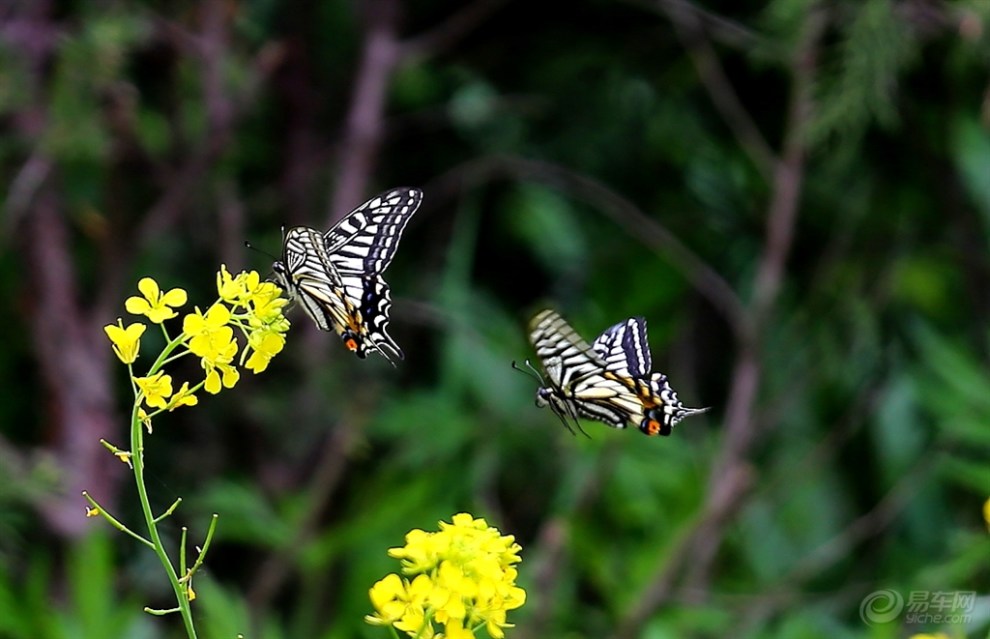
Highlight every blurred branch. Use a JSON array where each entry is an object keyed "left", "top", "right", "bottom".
[
  {"left": 683, "top": 0, "right": 827, "bottom": 595},
  {"left": 21, "top": 190, "right": 120, "bottom": 537},
  {"left": 610, "top": 6, "right": 827, "bottom": 637},
  {"left": 4, "top": 0, "right": 120, "bottom": 539},
  {"left": 624, "top": 0, "right": 765, "bottom": 51},
  {"left": 654, "top": 0, "right": 776, "bottom": 179},
  {"left": 133, "top": 9, "right": 277, "bottom": 248},
  {"left": 4, "top": 151, "right": 53, "bottom": 235},
  {"left": 93, "top": 10, "right": 284, "bottom": 317},
  {"left": 216, "top": 179, "right": 246, "bottom": 268},
  {"left": 326, "top": 0, "right": 510, "bottom": 226},
  {"left": 517, "top": 444, "right": 620, "bottom": 639},
  {"left": 681, "top": 1, "right": 827, "bottom": 595},
  {"left": 738, "top": 457, "right": 933, "bottom": 632},
  {"left": 246, "top": 418, "right": 359, "bottom": 625},
  {"left": 401, "top": 0, "right": 511, "bottom": 59},
  {"left": 324, "top": 0, "right": 402, "bottom": 226},
  {"left": 428, "top": 155, "right": 748, "bottom": 340}
]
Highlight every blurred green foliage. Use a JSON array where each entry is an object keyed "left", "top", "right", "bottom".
[{"left": 1, "top": 0, "right": 989, "bottom": 638}]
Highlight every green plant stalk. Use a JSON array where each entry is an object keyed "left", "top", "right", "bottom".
[{"left": 131, "top": 333, "right": 198, "bottom": 639}]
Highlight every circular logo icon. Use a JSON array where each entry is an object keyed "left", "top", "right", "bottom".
[{"left": 859, "top": 589, "right": 904, "bottom": 625}]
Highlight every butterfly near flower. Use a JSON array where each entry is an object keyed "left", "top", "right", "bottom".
[
  {"left": 515, "top": 309, "right": 708, "bottom": 436},
  {"left": 272, "top": 187, "right": 422, "bottom": 365}
]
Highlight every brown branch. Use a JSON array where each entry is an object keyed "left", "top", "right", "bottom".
[
  {"left": 516, "top": 443, "right": 621, "bottom": 639},
  {"left": 246, "top": 422, "right": 358, "bottom": 623},
  {"left": 216, "top": 178, "right": 246, "bottom": 268},
  {"left": 324, "top": 0, "right": 402, "bottom": 227},
  {"left": 679, "top": 1, "right": 828, "bottom": 595},
  {"left": 655, "top": 0, "right": 776, "bottom": 180},
  {"left": 427, "top": 155, "right": 748, "bottom": 340},
  {"left": 737, "top": 458, "right": 932, "bottom": 632},
  {"left": 4, "top": 150, "right": 53, "bottom": 234},
  {"left": 21, "top": 190, "right": 121, "bottom": 537},
  {"left": 623, "top": 0, "right": 765, "bottom": 51},
  {"left": 401, "top": 0, "right": 511, "bottom": 59},
  {"left": 130, "top": 11, "right": 282, "bottom": 252},
  {"left": 609, "top": 7, "right": 827, "bottom": 637},
  {"left": 326, "top": 0, "right": 510, "bottom": 226}
]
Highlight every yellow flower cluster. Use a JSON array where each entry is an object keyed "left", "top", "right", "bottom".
[
  {"left": 103, "top": 268, "right": 290, "bottom": 425},
  {"left": 366, "top": 513, "right": 526, "bottom": 639}
]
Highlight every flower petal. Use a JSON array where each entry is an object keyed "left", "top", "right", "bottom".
[
  {"left": 137, "top": 277, "right": 161, "bottom": 302},
  {"left": 162, "top": 287, "right": 188, "bottom": 307},
  {"left": 125, "top": 296, "right": 152, "bottom": 315}
]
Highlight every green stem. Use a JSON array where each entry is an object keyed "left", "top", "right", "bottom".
[
  {"left": 181, "top": 514, "right": 219, "bottom": 582},
  {"left": 131, "top": 401, "right": 197, "bottom": 638},
  {"left": 131, "top": 332, "right": 199, "bottom": 639},
  {"left": 81, "top": 491, "right": 154, "bottom": 548},
  {"left": 154, "top": 498, "right": 183, "bottom": 524}
]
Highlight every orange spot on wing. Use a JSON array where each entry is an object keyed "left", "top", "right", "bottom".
[
  {"left": 645, "top": 420, "right": 661, "bottom": 436},
  {"left": 345, "top": 338, "right": 358, "bottom": 351}
]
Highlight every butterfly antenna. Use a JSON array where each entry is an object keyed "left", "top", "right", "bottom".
[
  {"left": 244, "top": 240, "right": 279, "bottom": 262},
  {"left": 510, "top": 359, "right": 544, "bottom": 384}
]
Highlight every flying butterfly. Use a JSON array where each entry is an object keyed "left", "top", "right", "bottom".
[
  {"left": 514, "top": 309, "right": 708, "bottom": 436},
  {"left": 272, "top": 187, "right": 422, "bottom": 365}
]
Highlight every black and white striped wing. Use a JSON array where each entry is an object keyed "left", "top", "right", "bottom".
[
  {"left": 325, "top": 188, "right": 422, "bottom": 363},
  {"left": 530, "top": 309, "right": 603, "bottom": 390},
  {"left": 591, "top": 316, "right": 652, "bottom": 378},
  {"left": 274, "top": 227, "right": 349, "bottom": 333},
  {"left": 324, "top": 187, "right": 422, "bottom": 274},
  {"left": 644, "top": 372, "right": 710, "bottom": 434},
  {"left": 529, "top": 310, "right": 640, "bottom": 429}
]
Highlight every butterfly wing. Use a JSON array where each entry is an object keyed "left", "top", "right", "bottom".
[
  {"left": 324, "top": 188, "right": 423, "bottom": 363},
  {"left": 324, "top": 187, "right": 423, "bottom": 274},
  {"left": 591, "top": 316, "right": 652, "bottom": 378},
  {"left": 639, "top": 372, "right": 710, "bottom": 435},
  {"left": 529, "top": 310, "right": 708, "bottom": 436},
  {"left": 530, "top": 309, "right": 603, "bottom": 388},
  {"left": 274, "top": 226, "right": 350, "bottom": 333},
  {"left": 529, "top": 310, "right": 638, "bottom": 430}
]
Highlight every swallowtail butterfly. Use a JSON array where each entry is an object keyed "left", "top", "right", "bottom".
[
  {"left": 516, "top": 309, "right": 708, "bottom": 436},
  {"left": 272, "top": 187, "right": 422, "bottom": 364}
]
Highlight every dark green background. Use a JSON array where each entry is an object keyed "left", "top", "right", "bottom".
[{"left": 1, "top": 1, "right": 989, "bottom": 638}]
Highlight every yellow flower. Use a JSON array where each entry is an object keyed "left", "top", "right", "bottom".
[
  {"left": 909, "top": 634, "right": 953, "bottom": 639},
  {"left": 167, "top": 382, "right": 199, "bottom": 411},
  {"left": 247, "top": 282, "right": 289, "bottom": 324},
  {"left": 202, "top": 339, "right": 239, "bottom": 394},
  {"left": 86, "top": 507, "right": 100, "bottom": 518},
  {"left": 135, "top": 372, "right": 173, "bottom": 409},
  {"left": 216, "top": 264, "right": 243, "bottom": 303},
  {"left": 185, "top": 583, "right": 196, "bottom": 602},
  {"left": 443, "top": 620, "right": 474, "bottom": 639},
  {"left": 104, "top": 319, "right": 146, "bottom": 364},
  {"left": 366, "top": 574, "right": 408, "bottom": 626},
  {"left": 125, "top": 277, "right": 187, "bottom": 324},
  {"left": 369, "top": 513, "right": 525, "bottom": 639},
  {"left": 984, "top": 498, "right": 989, "bottom": 531},
  {"left": 183, "top": 305, "right": 234, "bottom": 359},
  {"left": 245, "top": 329, "right": 286, "bottom": 373}
]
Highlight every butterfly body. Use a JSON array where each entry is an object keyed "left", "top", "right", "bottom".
[
  {"left": 272, "top": 187, "right": 423, "bottom": 364},
  {"left": 525, "top": 309, "right": 708, "bottom": 436}
]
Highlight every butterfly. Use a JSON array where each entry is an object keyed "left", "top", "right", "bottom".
[
  {"left": 514, "top": 309, "right": 708, "bottom": 436},
  {"left": 272, "top": 187, "right": 422, "bottom": 364}
]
